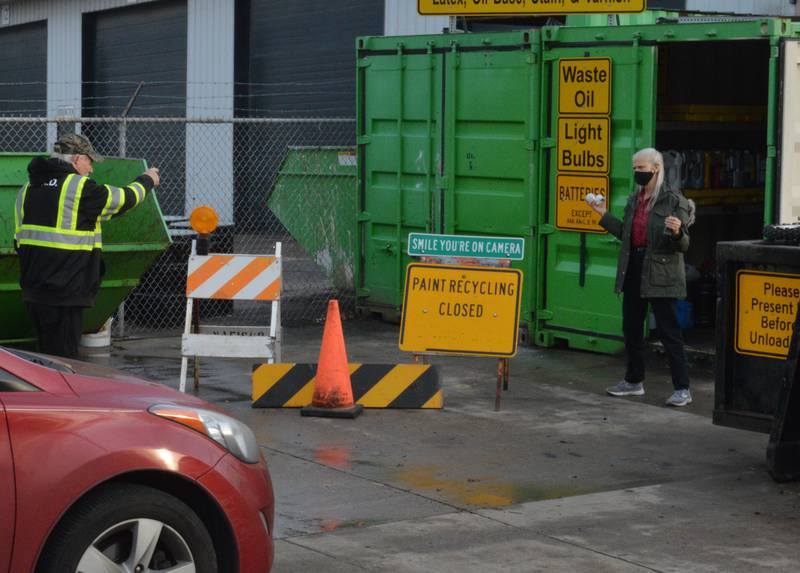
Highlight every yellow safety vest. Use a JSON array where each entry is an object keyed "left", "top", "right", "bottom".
[{"left": 14, "top": 174, "right": 145, "bottom": 251}]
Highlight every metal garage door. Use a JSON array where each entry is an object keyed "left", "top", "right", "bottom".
[
  {"left": 83, "top": 0, "right": 187, "bottom": 117},
  {"left": 234, "top": 0, "right": 383, "bottom": 229},
  {"left": 0, "top": 21, "right": 46, "bottom": 150},
  {"left": 82, "top": 0, "right": 187, "bottom": 217},
  {"left": 242, "top": 0, "right": 384, "bottom": 117}
]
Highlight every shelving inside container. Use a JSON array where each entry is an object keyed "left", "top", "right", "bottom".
[{"left": 655, "top": 40, "right": 770, "bottom": 341}]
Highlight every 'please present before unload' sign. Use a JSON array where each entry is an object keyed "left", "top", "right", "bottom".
[{"left": 736, "top": 270, "right": 800, "bottom": 359}]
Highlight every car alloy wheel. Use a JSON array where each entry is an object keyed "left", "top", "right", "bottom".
[
  {"left": 36, "top": 484, "right": 217, "bottom": 573},
  {"left": 76, "top": 518, "right": 195, "bottom": 573}
]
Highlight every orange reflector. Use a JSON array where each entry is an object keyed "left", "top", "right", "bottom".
[{"left": 190, "top": 205, "right": 219, "bottom": 235}]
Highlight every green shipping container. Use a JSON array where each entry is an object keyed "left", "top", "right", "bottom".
[
  {"left": 357, "top": 14, "right": 800, "bottom": 354},
  {"left": 356, "top": 30, "right": 540, "bottom": 333},
  {"left": 0, "top": 153, "right": 170, "bottom": 344}
]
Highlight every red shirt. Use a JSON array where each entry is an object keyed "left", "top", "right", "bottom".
[{"left": 631, "top": 190, "right": 649, "bottom": 247}]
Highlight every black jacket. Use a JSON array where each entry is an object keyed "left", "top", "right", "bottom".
[
  {"left": 599, "top": 183, "right": 691, "bottom": 298},
  {"left": 16, "top": 157, "right": 154, "bottom": 307}
]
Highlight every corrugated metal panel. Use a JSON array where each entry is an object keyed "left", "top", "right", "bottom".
[
  {"left": 0, "top": 0, "right": 47, "bottom": 26},
  {"left": 81, "top": 0, "right": 157, "bottom": 14},
  {"left": 186, "top": 0, "right": 234, "bottom": 223},
  {"left": 187, "top": 0, "right": 233, "bottom": 118},
  {"left": 0, "top": 0, "right": 159, "bottom": 27},
  {"left": 384, "top": 0, "right": 448, "bottom": 36},
  {"left": 686, "top": 0, "right": 795, "bottom": 16},
  {"left": 83, "top": 0, "right": 187, "bottom": 117},
  {"left": 47, "top": 1, "right": 82, "bottom": 121}
]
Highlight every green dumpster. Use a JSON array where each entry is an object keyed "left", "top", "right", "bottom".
[
  {"left": 0, "top": 153, "right": 171, "bottom": 344},
  {"left": 267, "top": 147, "right": 356, "bottom": 291}
]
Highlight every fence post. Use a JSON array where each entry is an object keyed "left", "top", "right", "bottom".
[{"left": 114, "top": 82, "right": 144, "bottom": 338}]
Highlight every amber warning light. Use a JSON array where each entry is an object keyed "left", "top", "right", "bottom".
[{"left": 190, "top": 205, "right": 219, "bottom": 235}]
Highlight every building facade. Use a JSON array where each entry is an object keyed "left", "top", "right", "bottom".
[{"left": 0, "top": 0, "right": 797, "bottom": 221}]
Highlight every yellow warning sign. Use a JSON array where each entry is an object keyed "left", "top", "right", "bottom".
[
  {"left": 559, "top": 58, "right": 611, "bottom": 116},
  {"left": 735, "top": 270, "right": 800, "bottom": 359},
  {"left": 399, "top": 263, "right": 523, "bottom": 357},
  {"left": 557, "top": 116, "right": 610, "bottom": 174},
  {"left": 417, "top": 0, "right": 646, "bottom": 16},
  {"left": 555, "top": 174, "right": 608, "bottom": 233}
]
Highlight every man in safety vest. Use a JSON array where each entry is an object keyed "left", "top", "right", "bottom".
[{"left": 14, "top": 133, "right": 160, "bottom": 359}]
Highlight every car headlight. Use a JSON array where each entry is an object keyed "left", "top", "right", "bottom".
[{"left": 149, "top": 404, "right": 260, "bottom": 464}]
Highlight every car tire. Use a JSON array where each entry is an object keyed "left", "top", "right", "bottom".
[
  {"left": 36, "top": 483, "right": 218, "bottom": 573},
  {"left": 763, "top": 223, "right": 800, "bottom": 244}
]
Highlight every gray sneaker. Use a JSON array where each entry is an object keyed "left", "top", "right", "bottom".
[
  {"left": 606, "top": 380, "right": 645, "bottom": 397},
  {"left": 666, "top": 389, "right": 692, "bottom": 407}
]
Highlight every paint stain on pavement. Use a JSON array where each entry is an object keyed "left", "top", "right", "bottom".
[
  {"left": 394, "top": 466, "right": 591, "bottom": 507},
  {"left": 313, "top": 445, "right": 351, "bottom": 470}
]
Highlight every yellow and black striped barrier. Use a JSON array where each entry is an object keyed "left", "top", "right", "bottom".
[{"left": 252, "top": 363, "right": 442, "bottom": 409}]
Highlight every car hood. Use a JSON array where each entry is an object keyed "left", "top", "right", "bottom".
[{"left": 61, "top": 358, "right": 220, "bottom": 411}]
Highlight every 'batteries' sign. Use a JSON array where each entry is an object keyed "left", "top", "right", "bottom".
[
  {"left": 417, "top": 0, "right": 646, "bottom": 16},
  {"left": 399, "top": 264, "right": 523, "bottom": 357},
  {"left": 735, "top": 270, "right": 800, "bottom": 359},
  {"left": 556, "top": 174, "right": 609, "bottom": 233}
]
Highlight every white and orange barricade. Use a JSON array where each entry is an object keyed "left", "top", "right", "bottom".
[{"left": 179, "top": 242, "right": 282, "bottom": 392}]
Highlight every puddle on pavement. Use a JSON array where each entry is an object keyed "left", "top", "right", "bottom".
[{"left": 394, "top": 466, "right": 591, "bottom": 507}]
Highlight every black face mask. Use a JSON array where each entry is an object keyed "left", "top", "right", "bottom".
[{"left": 634, "top": 170, "right": 655, "bottom": 186}]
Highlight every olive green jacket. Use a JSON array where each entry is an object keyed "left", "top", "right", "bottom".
[{"left": 599, "top": 184, "right": 690, "bottom": 298}]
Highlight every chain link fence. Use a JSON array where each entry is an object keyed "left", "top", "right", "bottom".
[{"left": 0, "top": 116, "right": 357, "bottom": 336}]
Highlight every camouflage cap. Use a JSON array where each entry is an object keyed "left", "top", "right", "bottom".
[{"left": 53, "top": 133, "right": 104, "bottom": 163}]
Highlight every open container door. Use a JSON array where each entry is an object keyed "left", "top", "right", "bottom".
[
  {"left": 536, "top": 31, "right": 656, "bottom": 353},
  {"left": 778, "top": 38, "right": 800, "bottom": 225}
]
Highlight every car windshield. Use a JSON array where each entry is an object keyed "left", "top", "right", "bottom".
[{"left": 2, "top": 347, "right": 75, "bottom": 374}]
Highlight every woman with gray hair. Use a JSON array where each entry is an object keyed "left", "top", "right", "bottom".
[{"left": 588, "top": 147, "right": 693, "bottom": 407}]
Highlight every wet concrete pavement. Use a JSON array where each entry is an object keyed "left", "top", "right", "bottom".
[{"left": 84, "top": 318, "right": 800, "bottom": 572}]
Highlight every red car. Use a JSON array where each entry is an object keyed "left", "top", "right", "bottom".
[{"left": 0, "top": 346, "right": 274, "bottom": 573}]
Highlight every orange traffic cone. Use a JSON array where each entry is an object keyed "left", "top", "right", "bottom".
[{"left": 301, "top": 300, "right": 363, "bottom": 419}]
